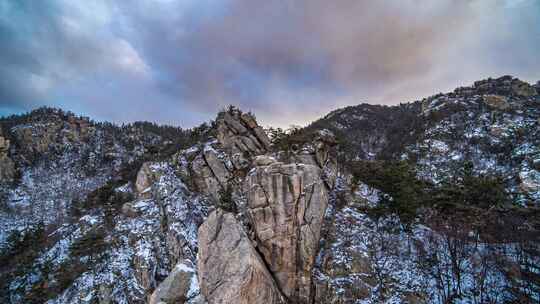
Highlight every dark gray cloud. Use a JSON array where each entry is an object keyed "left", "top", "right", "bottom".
[{"left": 1, "top": 0, "right": 539, "bottom": 127}]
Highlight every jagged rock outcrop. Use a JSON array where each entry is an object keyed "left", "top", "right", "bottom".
[
  {"left": 197, "top": 209, "right": 285, "bottom": 304},
  {"left": 196, "top": 112, "right": 337, "bottom": 304},
  {"left": 10, "top": 111, "right": 94, "bottom": 161},
  {"left": 181, "top": 143, "right": 232, "bottom": 201},
  {"left": 192, "top": 148, "right": 230, "bottom": 199},
  {"left": 216, "top": 109, "right": 271, "bottom": 169},
  {"left": 245, "top": 161, "right": 330, "bottom": 303},
  {"left": 511, "top": 79, "right": 538, "bottom": 97},
  {"left": 471, "top": 75, "right": 537, "bottom": 97},
  {"left": 0, "top": 128, "right": 16, "bottom": 183}
]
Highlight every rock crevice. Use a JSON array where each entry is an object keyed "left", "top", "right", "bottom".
[{"left": 198, "top": 209, "right": 286, "bottom": 304}]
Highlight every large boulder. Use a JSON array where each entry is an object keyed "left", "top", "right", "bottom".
[
  {"left": 197, "top": 209, "right": 285, "bottom": 304},
  {"left": 149, "top": 260, "right": 201, "bottom": 304},
  {"left": 202, "top": 146, "right": 231, "bottom": 187},
  {"left": 245, "top": 162, "right": 329, "bottom": 303}
]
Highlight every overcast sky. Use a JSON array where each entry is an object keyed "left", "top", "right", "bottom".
[{"left": 1, "top": 0, "right": 539, "bottom": 128}]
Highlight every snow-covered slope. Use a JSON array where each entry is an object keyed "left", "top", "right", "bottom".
[
  {"left": 1, "top": 76, "right": 539, "bottom": 304},
  {"left": 308, "top": 76, "right": 540, "bottom": 204},
  {"left": 0, "top": 108, "right": 212, "bottom": 303}
]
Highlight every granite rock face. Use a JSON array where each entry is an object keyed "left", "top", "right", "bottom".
[
  {"left": 286, "top": 129, "right": 338, "bottom": 189},
  {"left": 245, "top": 162, "right": 329, "bottom": 303},
  {"left": 197, "top": 209, "right": 285, "bottom": 304},
  {"left": 186, "top": 144, "right": 232, "bottom": 201}
]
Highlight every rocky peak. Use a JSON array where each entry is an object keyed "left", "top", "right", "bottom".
[
  {"left": 170, "top": 108, "right": 273, "bottom": 202},
  {"left": 421, "top": 76, "right": 539, "bottom": 118},
  {"left": 469, "top": 75, "right": 538, "bottom": 97},
  {"left": 6, "top": 108, "right": 95, "bottom": 161},
  {"left": 216, "top": 108, "right": 271, "bottom": 169},
  {"left": 196, "top": 111, "right": 338, "bottom": 304}
]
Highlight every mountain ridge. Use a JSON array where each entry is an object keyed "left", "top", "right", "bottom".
[{"left": 0, "top": 76, "right": 539, "bottom": 303}]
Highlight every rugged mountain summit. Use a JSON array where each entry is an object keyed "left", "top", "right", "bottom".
[
  {"left": 216, "top": 110, "right": 271, "bottom": 169},
  {"left": 195, "top": 109, "right": 338, "bottom": 304},
  {"left": 0, "top": 76, "right": 539, "bottom": 304}
]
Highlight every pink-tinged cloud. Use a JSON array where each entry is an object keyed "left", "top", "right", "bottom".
[{"left": 1, "top": 0, "right": 539, "bottom": 127}]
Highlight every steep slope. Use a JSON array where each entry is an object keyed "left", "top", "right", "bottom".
[
  {"left": 306, "top": 76, "right": 540, "bottom": 303},
  {"left": 0, "top": 108, "right": 212, "bottom": 303},
  {"left": 307, "top": 102, "right": 423, "bottom": 161},
  {"left": 307, "top": 76, "right": 540, "bottom": 203}
]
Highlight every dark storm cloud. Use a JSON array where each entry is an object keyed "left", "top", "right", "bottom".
[{"left": 1, "top": 0, "right": 539, "bottom": 127}]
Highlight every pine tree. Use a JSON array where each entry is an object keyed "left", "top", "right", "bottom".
[{"left": 217, "top": 183, "right": 236, "bottom": 213}]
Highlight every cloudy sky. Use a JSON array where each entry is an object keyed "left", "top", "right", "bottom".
[{"left": 1, "top": 0, "right": 539, "bottom": 127}]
